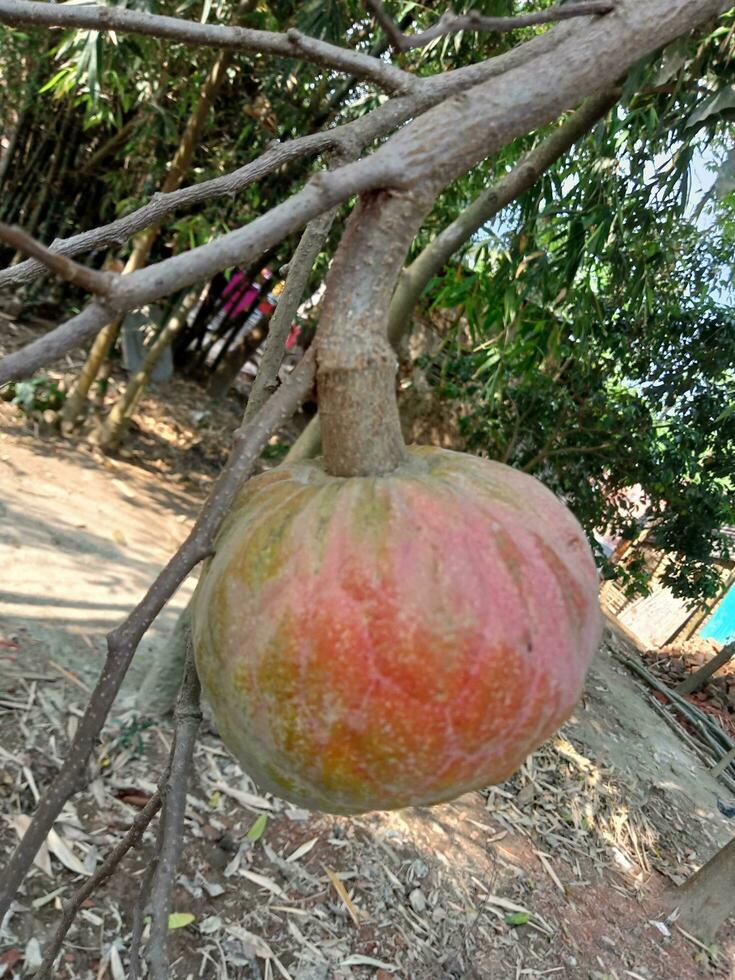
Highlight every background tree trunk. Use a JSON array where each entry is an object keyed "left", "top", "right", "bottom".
[
  {"left": 94, "top": 286, "right": 204, "bottom": 450},
  {"left": 61, "top": 50, "right": 232, "bottom": 429}
]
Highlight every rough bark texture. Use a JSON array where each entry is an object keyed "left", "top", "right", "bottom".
[
  {"left": 4, "top": 0, "right": 727, "bottom": 386},
  {"left": 0, "top": 0, "right": 415, "bottom": 94},
  {"left": 145, "top": 640, "right": 202, "bottom": 979},
  {"left": 669, "top": 836, "right": 735, "bottom": 942},
  {"left": 0, "top": 25, "right": 565, "bottom": 291}
]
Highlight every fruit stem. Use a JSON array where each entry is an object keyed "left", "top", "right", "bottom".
[{"left": 315, "top": 188, "right": 436, "bottom": 478}]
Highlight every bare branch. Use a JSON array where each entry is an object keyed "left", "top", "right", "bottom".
[
  {"left": 145, "top": 640, "right": 202, "bottom": 980},
  {"left": 128, "top": 862, "right": 157, "bottom": 980},
  {"left": 36, "top": 642, "right": 204, "bottom": 975},
  {"left": 0, "top": 25, "right": 570, "bottom": 292},
  {"left": 290, "top": 88, "right": 621, "bottom": 459},
  {"left": 366, "top": 0, "right": 615, "bottom": 52},
  {"left": 104, "top": 0, "right": 735, "bottom": 304},
  {"left": 363, "top": 0, "right": 406, "bottom": 52},
  {"left": 1, "top": 0, "right": 726, "bottom": 387},
  {"left": 0, "top": 348, "right": 316, "bottom": 924},
  {"left": 0, "top": 168, "right": 367, "bottom": 385},
  {"left": 0, "top": 222, "right": 113, "bottom": 295},
  {"left": 0, "top": 135, "right": 336, "bottom": 290},
  {"left": 0, "top": 0, "right": 416, "bottom": 94},
  {"left": 0, "top": 303, "right": 112, "bottom": 386},
  {"left": 35, "top": 792, "right": 163, "bottom": 980},
  {"left": 243, "top": 208, "right": 337, "bottom": 423}
]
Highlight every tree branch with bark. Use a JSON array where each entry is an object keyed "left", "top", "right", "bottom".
[
  {"left": 288, "top": 88, "right": 620, "bottom": 459},
  {"left": 35, "top": 634, "right": 202, "bottom": 974},
  {"left": 0, "top": 0, "right": 416, "bottom": 94},
  {"left": 0, "top": 221, "right": 113, "bottom": 295},
  {"left": 365, "top": 0, "right": 615, "bottom": 52},
  {"left": 35, "top": 792, "right": 163, "bottom": 979},
  {"left": 3, "top": 0, "right": 726, "bottom": 386},
  {"left": 144, "top": 639, "right": 202, "bottom": 979},
  {"left": 0, "top": 28, "right": 568, "bottom": 292}
]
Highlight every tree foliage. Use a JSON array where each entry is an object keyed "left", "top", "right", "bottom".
[{"left": 413, "top": 23, "right": 735, "bottom": 599}]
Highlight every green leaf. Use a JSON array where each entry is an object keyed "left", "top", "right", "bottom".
[
  {"left": 246, "top": 814, "right": 268, "bottom": 841},
  {"left": 505, "top": 912, "right": 531, "bottom": 927},
  {"left": 168, "top": 912, "right": 195, "bottom": 930},
  {"left": 38, "top": 67, "right": 74, "bottom": 94},
  {"left": 687, "top": 84, "right": 735, "bottom": 130}
]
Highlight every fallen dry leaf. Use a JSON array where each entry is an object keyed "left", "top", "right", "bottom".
[{"left": 325, "top": 866, "right": 362, "bottom": 927}]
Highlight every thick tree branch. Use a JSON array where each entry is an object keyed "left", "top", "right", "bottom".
[
  {"left": 2, "top": 0, "right": 724, "bottom": 387},
  {"left": 145, "top": 640, "right": 202, "bottom": 980},
  {"left": 1, "top": 0, "right": 729, "bottom": 392},
  {"left": 0, "top": 222, "right": 113, "bottom": 295},
  {"left": 289, "top": 88, "right": 620, "bottom": 460},
  {"left": 0, "top": 32, "right": 561, "bottom": 292},
  {"left": 0, "top": 348, "right": 316, "bottom": 925},
  {"left": 0, "top": 303, "right": 113, "bottom": 386},
  {"left": 387, "top": 88, "right": 620, "bottom": 346},
  {"left": 0, "top": 134, "right": 337, "bottom": 290},
  {"left": 0, "top": 304, "right": 118, "bottom": 387},
  {"left": 35, "top": 792, "right": 163, "bottom": 979},
  {"left": 366, "top": 0, "right": 614, "bottom": 52},
  {"left": 317, "top": 183, "right": 442, "bottom": 476},
  {"left": 0, "top": 0, "right": 415, "bottom": 94}
]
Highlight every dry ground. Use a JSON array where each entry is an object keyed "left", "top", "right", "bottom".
[{"left": 0, "top": 345, "right": 734, "bottom": 979}]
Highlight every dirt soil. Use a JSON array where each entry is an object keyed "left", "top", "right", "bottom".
[{"left": 1, "top": 373, "right": 734, "bottom": 978}]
